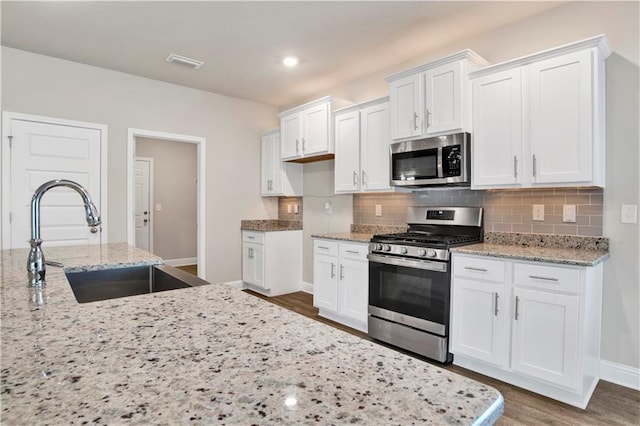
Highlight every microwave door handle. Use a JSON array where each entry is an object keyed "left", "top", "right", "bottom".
[{"left": 437, "top": 146, "right": 444, "bottom": 178}]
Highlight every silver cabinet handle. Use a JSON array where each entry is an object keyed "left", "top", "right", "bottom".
[
  {"left": 330, "top": 263, "right": 335, "bottom": 278},
  {"left": 413, "top": 112, "right": 418, "bottom": 130},
  {"left": 248, "top": 247, "right": 252, "bottom": 259},
  {"left": 529, "top": 275, "right": 559, "bottom": 282},
  {"left": 464, "top": 266, "right": 488, "bottom": 272},
  {"left": 532, "top": 154, "right": 538, "bottom": 178},
  {"left": 339, "top": 264, "right": 344, "bottom": 280},
  {"left": 515, "top": 296, "right": 520, "bottom": 320},
  {"left": 247, "top": 236, "right": 255, "bottom": 240},
  {"left": 426, "top": 109, "right": 431, "bottom": 128},
  {"left": 345, "top": 250, "right": 360, "bottom": 255},
  {"left": 296, "top": 139, "right": 300, "bottom": 153},
  {"left": 317, "top": 246, "right": 330, "bottom": 250},
  {"left": 302, "top": 137, "right": 306, "bottom": 152},
  {"left": 494, "top": 292, "right": 499, "bottom": 317},
  {"left": 353, "top": 171, "right": 358, "bottom": 186},
  {"left": 513, "top": 156, "right": 518, "bottom": 179},
  {"left": 361, "top": 170, "right": 367, "bottom": 186}
]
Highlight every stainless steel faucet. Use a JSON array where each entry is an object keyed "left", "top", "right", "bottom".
[{"left": 27, "top": 179, "right": 102, "bottom": 287}]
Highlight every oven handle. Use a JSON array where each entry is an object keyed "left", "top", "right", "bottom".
[{"left": 367, "top": 253, "right": 447, "bottom": 272}]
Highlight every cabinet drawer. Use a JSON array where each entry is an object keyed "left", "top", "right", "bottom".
[
  {"left": 242, "top": 231, "right": 265, "bottom": 245},
  {"left": 513, "top": 262, "right": 581, "bottom": 293},
  {"left": 339, "top": 242, "right": 369, "bottom": 261},
  {"left": 453, "top": 255, "right": 506, "bottom": 282},
  {"left": 314, "top": 239, "right": 339, "bottom": 256}
]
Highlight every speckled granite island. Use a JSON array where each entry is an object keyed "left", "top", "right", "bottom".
[{"left": 2, "top": 242, "right": 503, "bottom": 424}]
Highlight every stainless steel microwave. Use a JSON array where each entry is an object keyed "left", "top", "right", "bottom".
[{"left": 390, "top": 133, "right": 471, "bottom": 188}]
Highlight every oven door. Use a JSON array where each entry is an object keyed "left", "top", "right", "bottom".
[{"left": 367, "top": 253, "right": 451, "bottom": 336}]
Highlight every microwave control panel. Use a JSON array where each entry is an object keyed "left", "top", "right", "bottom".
[{"left": 442, "top": 145, "right": 462, "bottom": 177}]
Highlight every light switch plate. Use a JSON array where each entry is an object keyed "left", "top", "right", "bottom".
[
  {"left": 621, "top": 204, "right": 638, "bottom": 224},
  {"left": 533, "top": 204, "right": 545, "bottom": 221},
  {"left": 294, "top": 204, "right": 299, "bottom": 214},
  {"left": 155, "top": 204, "right": 162, "bottom": 212},
  {"left": 563, "top": 205, "right": 577, "bottom": 223},
  {"left": 287, "top": 204, "right": 292, "bottom": 213}
]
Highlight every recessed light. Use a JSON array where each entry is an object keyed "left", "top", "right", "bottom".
[
  {"left": 283, "top": 56, "right": 299, "bottom": 67},
  {"left": 166, "top": 53, "right": 204, "bottom": 69}
]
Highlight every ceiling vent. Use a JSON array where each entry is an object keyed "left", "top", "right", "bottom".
[{"left": 165, "top": 53, "right": 204, "bottom": 69}]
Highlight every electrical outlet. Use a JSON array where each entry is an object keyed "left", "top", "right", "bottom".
[
  {"left": 563, "top": 205, "right": 577, "bottom": 223},
  {"left": 532, "top": 204, "right": 544, "bottom": 221},
  {"left": 375, "top": 204, "right": 382, "bottom": 217},
  {"left": 324, "top": 201, "right": 332, "bottom": 215},
  {"left": 287, "top": 204, "right": 292, "bottom": 213}
]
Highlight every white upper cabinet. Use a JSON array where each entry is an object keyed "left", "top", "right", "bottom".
[
  {"left": 389, "top": 74, "right": 423, "bottom": 140},
  {"left": 334, "top": 98, "right": 392, "bottom": 193},
  {"left": 278, "top": 96, "right": 351, "bottom": 161},
  {"left": 471, "top": 68, "right": 523, "bottom": 187},
  {"left": 386, "top": 50, "right": 488, "bottom": 141},
  {"left": 260, "top": 130, "right": 302, "bottom": 197},
  {"left": 471, "top": 35, "right": 611, "bottom": 189}
]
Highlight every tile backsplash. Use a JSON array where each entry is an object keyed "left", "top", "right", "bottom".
[
  {"left": 354, "top": 188, "right": 604, "bottom": 237},
  {"left": 278, "top": 197, "right": 303, "bottom": 221}
]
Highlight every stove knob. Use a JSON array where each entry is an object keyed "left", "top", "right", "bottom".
[
  {"left": 374, "top": 244, "right": 383, "bottom": 251},
  {"left": 426, "top": 249, "right": 437, "bottom": 258},
  {"left": 383, "top": 245, "right": 391, "bottom": 252},
  {"left": 400, "top": 247, "right": 408, "bottom": 254},
  {"left": 418, "top": 249, "right": 427, "bottom": 257}
]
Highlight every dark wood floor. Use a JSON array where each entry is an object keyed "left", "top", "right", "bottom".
[{"left": 244, "top": 290, "right": 640, "bottom": 426}]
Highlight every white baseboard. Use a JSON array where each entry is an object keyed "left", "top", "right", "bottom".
[
  {"left": 164, "top": 257, "right": 197, "bottom": 267},
  {"left": 600, "top": 360, "right": 640, "bottom": 390},
  {"left": 301, "top": 281, "right": 313, "bottom": 294},
  {"left": 224, "top": 280, "right": 246, "bottom": 290}
]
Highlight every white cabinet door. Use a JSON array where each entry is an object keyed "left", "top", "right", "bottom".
[
  {"left": 242, "top": 242, "right": 265, "bottom": 288},
  {"left": 334, "top": 110, "right": 361, "bottom": 193},
  {"left": 303, "top": 102, "right": 330, "bottom": 156},
  {"left": 260, "top": 134, "right": 275, "bottom": 195},
  {"left": 425, "top": 61, "right": 463, "bottom": 135},
  {"left": 472, "top": 68, "right": 523, "bottom": 188},
  {"left": 389, "top": 73, "right": 423, "bottom": 140},
  {"left": 339, "top": 257, "right": 369, "bottom": 324},
  {"left": 313, "top": 252, "right": 339, "bottom": 312},
  {"left": 281, "top": 113, "right": 301, "bottom": 160},
  {"left": 529, "top": 50, "right": 593, "bottom": 185},
  {"left": 511, "top": 286, "right": 580, "bottom": 389},
  {"left": 451, "top": 278, "right": 506, "bottom": 367},
  {"left": 360, "top": 102, "right": 391, "bottom": 191}
]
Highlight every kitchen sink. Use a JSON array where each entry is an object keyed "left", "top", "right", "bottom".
[{"left": 64, "top": 264, "right": 209, "bottom": 303}]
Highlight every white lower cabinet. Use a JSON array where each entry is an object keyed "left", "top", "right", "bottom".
[
  {"left": 241, "top": 230, "right": 302, "bottom": 296},
  {"left": 313, "top": 239, "right": 368, "bottom": 332},
  {"left": 451, "top": 253, "right": 603, "bottom": 409}
]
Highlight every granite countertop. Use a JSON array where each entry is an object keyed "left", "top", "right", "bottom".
[
  {"left": 312, "top": 232, "right": 374, "bottom": 244},
  {"left": 2, "top": 243, "right": 503, "bottom": 424},
  {"left": 241, "top": 219, "right": 302, "bottom": 232},
  {"left": 451, "top": 232, "right": 610, "bottom": 266}
]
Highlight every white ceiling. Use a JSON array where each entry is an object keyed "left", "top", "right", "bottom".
[{"left": 1, "top": 1, "right": 564, "bottom": 107}]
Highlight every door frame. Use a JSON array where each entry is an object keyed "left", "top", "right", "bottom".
[
  {"left": 127, "top": 128, "right": 206, "bottom": 279},
  {"left": 134, "top": 156, "right": 154, "bottom": 252},
  {"left": 1, "top": 111, "right": 109, "bottom": 249}
]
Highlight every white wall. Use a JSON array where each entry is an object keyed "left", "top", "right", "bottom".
[
  {"left": 1, "top": 47, "right": 279, "bottom": 283},
  {"left": 298, "top": 2, "right": 640, "bottom": 370}
]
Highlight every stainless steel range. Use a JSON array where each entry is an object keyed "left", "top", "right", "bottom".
[{"left": 367, "top": 206, "right": 483, "bottom": 363}]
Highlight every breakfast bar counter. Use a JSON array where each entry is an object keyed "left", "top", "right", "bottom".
[{"left": 1, "top": 243, "right": 503, "bottom": 424}]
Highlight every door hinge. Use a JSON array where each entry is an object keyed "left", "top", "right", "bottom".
[{"left": 8, "top": 135, "right": 13, "bottom": 148}]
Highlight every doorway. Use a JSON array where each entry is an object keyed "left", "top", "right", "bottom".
[
  {"left": 134, "top": 157, "right": 153, "bottom": 252},
  {"left": 127, "top": 128, "right": 206, "bottom": 279}
]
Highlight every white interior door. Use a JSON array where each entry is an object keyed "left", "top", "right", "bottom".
[
  {"left": 4, "top": 116, "right": 104, "bottom": 248},
  {"left": 134, "top": 158, "right": 152, "bottom": 252}
]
